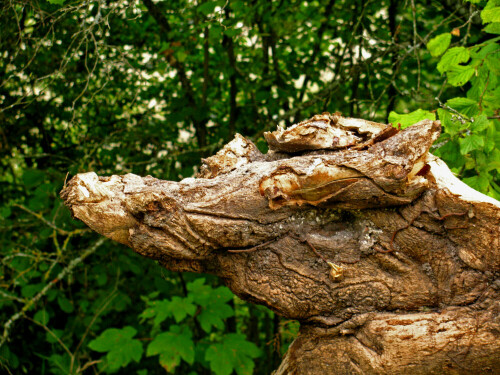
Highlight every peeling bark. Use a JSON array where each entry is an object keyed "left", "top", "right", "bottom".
[{"left": 61, "top": 113, "right": 500, "bottom": 374}]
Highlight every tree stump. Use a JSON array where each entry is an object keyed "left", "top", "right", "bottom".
[{"left": 61, "top": 113, "right": 500, "bottom": 374}]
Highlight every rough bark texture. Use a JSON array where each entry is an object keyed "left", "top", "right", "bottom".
[{"left": 61, "top": 113, "right": 500, "bottom": 374}]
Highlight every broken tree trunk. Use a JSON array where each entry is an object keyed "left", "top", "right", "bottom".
[{"left": 61, "top": 113, "right": 500, "bottom": 374}]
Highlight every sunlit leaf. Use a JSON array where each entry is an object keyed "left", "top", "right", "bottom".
[
  {"left": 437, "top": 47, "right": 470, "bottom": 73},
  {"left": 470, "top": 114, "right": 490, "bottom": 132},
  {"left": 446, "top": 97, "right": 480, "bottom": 117},
  {"left": 447, "top": 65, "right": 475, "bottom": 86},
  {"left": 459, "top": 134, "right": 485, "bottom": 154},
  {"left": 463, "top": 174, "right": 490, "bottom": 191},
  {"left": 427, "top": 33, "right": 451, "bottom": 57},
  {"left": 388, "top": 109, "right": 436, "bottom": 129},
  {"left": 481, "top": 6, "right": 500, "bottom": 23},
  {"left": 484, "top": 22, "right": 500, "bottom": 33}
]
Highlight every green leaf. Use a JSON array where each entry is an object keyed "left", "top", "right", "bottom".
[
  {"left": 463, "top": 174, "right": 490, "bottom": 192},
  {"left": 205, "top": 334, "right": 261, "bottom": 375},
  {"left": 437, "top": 47, "right": 470, "bottom": 74},
  {"left": 175, "top": 50, "right": 188, "bottom": 63},
  {"left": 0, "top": 345, "right": 19, "bottom": 369},
  {"left": 46, "top": 329, "right": 64, "bottom": 344},
  {"left": 427, "top": 33, "right": 451, "bottom": 57},
  {"left": 141, "top": 296, "right": 196, "bottom": 327},
  {"left": 34, "top": 309, "right": 50, "bottom": 325},
  {"left": 88, "top": 326, "right": 143, "bottom": 371},
  {"left": 57, "top": 295, "right": 74, "bottom": 313},
  {"left": 186, "top": 278, "right": 212, "bottom": 305},
  {"left": 168, "top": 296, "right": 197, "bottom": 323},
  {"left": 21, "top": 283, "right": 44, "bottom": 299},
  {"left": 187, "top": 279, "right": 235, "bottom": 332},
  {"left": 22, "top": 169, "right": 45, "bottom": 189},
  {"left": 446, "top": 97, "right": 479, "bottom": 117},
  {"left": 484, "top": 22, "right": 500, "bottom": 33},
  {"left": 447, "top": 65, "right": 475, "bottom": 86},
  {"left": 224, "top": 28, "right": 241, "bottom": 37},
  {"left": 141, "top": 299, "right": 171, "bottom": 328},
  {"left": 486, "top": 149, "right": 500, "bottom": 172},
  {"left": 0, "top": 206, "right": 11, "bottom": 219},
  {"left": 459, "top": 134, "right": 485, "bottom": 154},
  {"left": 46, "top": 0, "right": 66, "bottom": 4},
  {"left": 467, "top": 66, "right": 489, "bottom": 101},
  {"left": 197, "top": 300, "right": 234, "bottom": 333},
  {"left": 473, "top": 39, "right": 500, "bottom": 58},
  {"left": 488, "top": 181, "right": 500, "bottom": 200},
  {"left": 198, "top": 1, "right": 220, "bottom": 15},
  {"left": 481, "top": 7, "right": 500, "bottom": 24},
  {"left": 147, "top": 325, "right": 195, "bottom": 372},
  {"left": 388, "top": 109, "right": 436, "bottom": 129},
  {"left": 437, "top": 108, "right": 462, "bottom": 135},
  {"left": 485, "top": 55, "right": 500, "bottom": 75},
  {"left": 470, "top": 114, "right": 490, "bottom": 132},
  {"left": 46, "top": 353, "right": 71, "bottom": 375}
]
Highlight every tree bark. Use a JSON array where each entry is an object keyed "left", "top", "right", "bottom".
[{"left": 61, "top": 113, "right": 500, "bottom": 374}]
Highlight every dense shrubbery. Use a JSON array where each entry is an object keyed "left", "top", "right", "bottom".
[{"left": 0, "top": 0, "right": 498, "bottom": 373}]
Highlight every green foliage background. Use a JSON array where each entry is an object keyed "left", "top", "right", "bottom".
[{"left": 0, "top": 0, "right": 498, "bottom": 373}]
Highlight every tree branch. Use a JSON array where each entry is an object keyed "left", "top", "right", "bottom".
[
  {"left": 0, "top": 237, "right": 106, "bottom": 349},
  {"left": 141, "top": 0, "right": 208, "bottom": 148},
  {"left": 223, "top": 8, "right": 238, "bottom": 139}
]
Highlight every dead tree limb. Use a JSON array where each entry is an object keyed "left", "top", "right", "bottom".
[{"left": 61, "top": 113, "right": 500, "bottom": 374}]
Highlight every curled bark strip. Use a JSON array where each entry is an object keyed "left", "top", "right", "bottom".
[
  {"left": 197, "top": 134, "right": 263, "bottom": 178},
  {"left": 61, "top": 113, "right": 500, "bottom": 374},
  {"left": 264, "top": 112, "right": 396, "bottom": 153}
]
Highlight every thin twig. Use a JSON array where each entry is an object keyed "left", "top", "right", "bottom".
[
  {"left": 0, "top": 237, "right": 106, "bottom": 349},
  {"left": 24, "top": 316, "right": 73, "bottom": 358}
]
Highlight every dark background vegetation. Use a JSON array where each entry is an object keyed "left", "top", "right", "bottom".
[{"left": 0, "top": 0, "right": 498, "bottom": 373}]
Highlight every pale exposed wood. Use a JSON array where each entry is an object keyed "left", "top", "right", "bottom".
[{"left": 61, "top": 113, "right": 500, "bottom": 374}]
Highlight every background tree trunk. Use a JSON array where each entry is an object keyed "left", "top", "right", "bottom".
[{"left": 61, "top": 113, "right": 500, "bottom": 374}]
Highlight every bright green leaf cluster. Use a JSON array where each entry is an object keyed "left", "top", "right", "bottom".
[
  {"left": 430, "top": 0, "right": 500, "bottom": 199},
  {"left": 137, "top": 278, "right": 259, "bottom": 373},
  {"left": 427, "top": 33, "right": 451, "bottom": 57},
  {"left": 388, "top": 109, "right": 436, "bottom": 129}
]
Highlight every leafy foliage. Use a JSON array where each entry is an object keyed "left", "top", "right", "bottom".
[
  {"left": 0, "top": 0, "right": 498, "bottom": 374},
  {"left": 388, "top": 109, "right": 436, "bottom": 129},
  {"left": 205, "top": 334, "right": 261, "bottom": 375},
  {"left": 429, "top": 0, "right": 500, "bottom": 199},
  {"left": 88, "top": 326, "right": 143, "bottom": 371},
  {"left": 146, "top": 325, "right": 195, "bottom": 372},
  {"left": 187, "top": 278, "right": 235, "bottom": 333}
]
